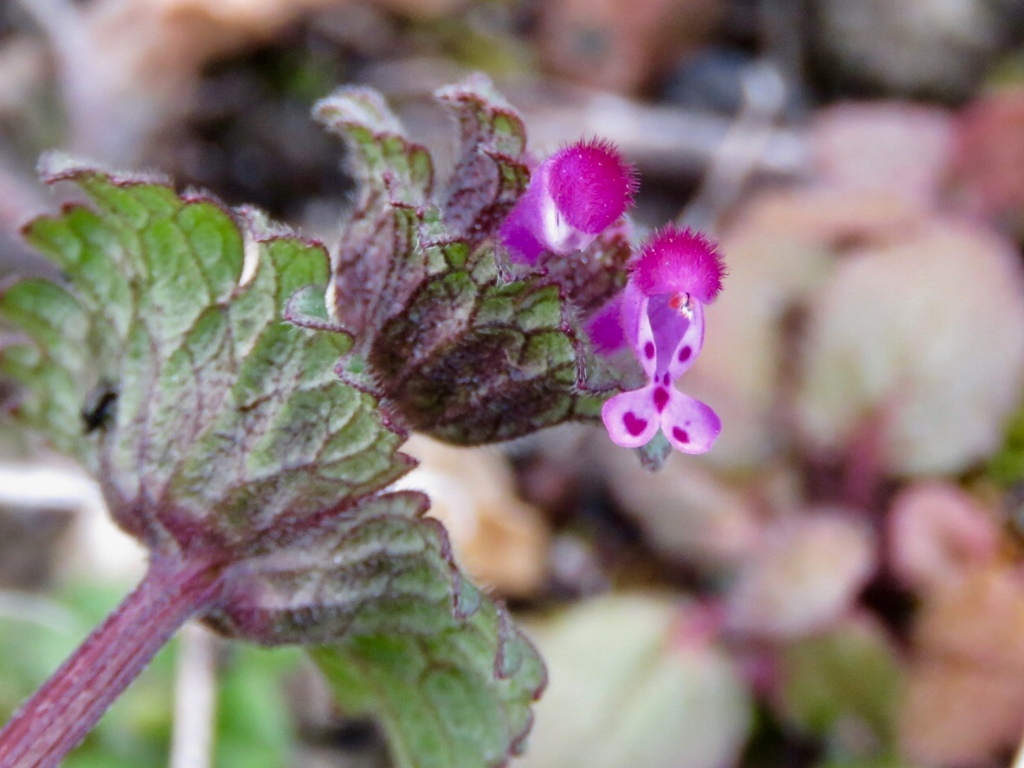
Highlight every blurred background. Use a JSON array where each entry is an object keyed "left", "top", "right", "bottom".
[{"left": 5, "top": 0, "right": 1024, "bottom": 766}]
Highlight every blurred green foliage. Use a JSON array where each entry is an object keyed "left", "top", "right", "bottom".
[{"left": 0, "top": 581, "right": 302, "bottom": 768}]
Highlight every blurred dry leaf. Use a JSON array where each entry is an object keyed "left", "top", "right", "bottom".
[
  {"left": 691, "top": 102, "right": 1011, "bottom": 475},
  {"left": 796, "top": 219, "right": 1024, "bottom": 475},
  {"left": 810, "top": 102, "right": 953, "bottom": 205},
  {"left": 813, "top": 0, "right": 1008, "bottom": 100},
  {"left": 397, "top": 435, "right": 550, "bottom": 599},
  {"left": 537, "top": 0, "right": 722, "bottom": 94},
  {"left": 595, "top": 439, "right": 760, "bottom": 570},
  {"left": 22, "top": 0, "right": 354, "bottom": 162},
  {"left": 723, "top": 186, "right": 926, "bottom": 246},
  {"left": 512, "top": 84, "right": 806, "bottom": 181},
  {"left": 955, "top": 86, "right": 1024, "bottom": 229},
  {"left": 901, "top": 565, "right": 1024, "bottom": 766},
  {"left": 23, "top": 0, "right": 461, "bottom": 165},
  {"left": 373, "top": 0, "right": 468, "bottom": 19},
  {"left": 724, "top": 511, "right": 876, "bottom": 639},
  {"left": 0, "top": 35, "right": 50, "bottom": 117},
  {"left": 517, "top": 594, "right": 752, "bottom": 768},
  {"left": 888, "top": 481, "right": 1000, "bottom": 591},
  {"left": 687, "top": 187, "right": 915, "bottom": 471}
]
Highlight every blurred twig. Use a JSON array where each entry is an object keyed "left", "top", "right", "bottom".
[
  {"left": 514, "top": 82, "right": 806, "bottom": 181},
  {"left": 757, "top": 0, "right": 807, "bottom": 91},
  {"left": 169, "top": 623, "right": 218, "bottom": 768},
  {"left": 361, "top": 59, "right": 807, "bottom": 184},
  {"left": 680, "top": 61, "right": 795, "bottom": 234},
  {"left": 0, "top": 463, "right": 146, "bottom": 587},
  {"left": 0, "top": 465, "right": 104, "bottom": 514},
  {"left": 0, "top": 591, "right": 75, "bottom": 634}
]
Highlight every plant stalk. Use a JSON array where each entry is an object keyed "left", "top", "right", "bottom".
[{"left": 0, "top": 555, "right": 225, "bottom": 768}]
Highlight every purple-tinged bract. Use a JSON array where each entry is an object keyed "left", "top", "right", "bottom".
[{"left": 585, "top": 296, "right": 627, "bottom": 354}]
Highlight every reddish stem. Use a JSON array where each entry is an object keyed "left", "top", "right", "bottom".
[{"left": 0, "top": 555, "right": 225, "bottom": 768}]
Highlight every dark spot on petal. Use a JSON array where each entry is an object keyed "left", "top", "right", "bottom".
[
  {"left": 678, "top": 346, "right": 692, "bottom": 363},
  {"left": 624, "top": 412, "right": 648, "bottom": 436},
  {"left": 653, "top": 387, "right": 669, "bottom": 412},
  {"left": 644, "top": 341, "right": 655, "bottom": 359},
  {"left": 672, "top": 427, "right": 689, "bottom": 444},
  {"left": 662, "top": 372, "right": 671, "bottom": 386}
]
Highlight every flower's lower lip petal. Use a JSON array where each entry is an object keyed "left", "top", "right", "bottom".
[
  {"left": 601, "top": 388, "right": 660, "bottom": 448},
  {"left": 662, "top": 390, "right": 722, "bottom": 454}
]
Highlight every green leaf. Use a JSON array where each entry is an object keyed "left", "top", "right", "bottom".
[
  {"left": 435, "top": 74, "right": 529, "bottom": 242},
  {"left": 313, "top": 590, "right": 545, "bottom": 768},
  {"left": 313, "top": 88, "right": 434, "bottom": 339},
  {"left": 1, "top": 157, "right": 546, "bottom": 767},
  {"left": 216, "top": 645, "right": 303, "bottom": 768},
  {"left": 988, "top": 398, "right": 1024, "bottom": 487},
  {"left": 369, "top": 246, "right": 607, "bottom": 444},
  {"left": 775, "top": 619, "right": 903, "bottom": 761},
  {"left": 4, "top": 162, "right": 409, "bottom": 548},
  {"left": 206, "top": 488, "right": 546, "bottom": 768}
]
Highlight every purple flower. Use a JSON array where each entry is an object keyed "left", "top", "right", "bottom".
[
  {"left": 601, "top": 226, "right": 726, "bottom": 454},
  {"left": 500, "top": 138, "right": 637, "bottom": 265}
]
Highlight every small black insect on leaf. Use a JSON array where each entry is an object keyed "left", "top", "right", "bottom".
[{"left": 81, "top": 381, "right": 117, "bottom": 434}]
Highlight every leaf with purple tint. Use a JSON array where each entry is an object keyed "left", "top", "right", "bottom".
[
  {"left": 0, "top": 157, "right": 546, "bottom": 768},
  {"left": 538, "top": 227, "right": 632, "bottom": 316},
  {"left": 368, "top": 240, "right": 611, "bottom": 444},
  {"left": 314, "top": 88, "right": 434, "bottom": 340},
  {"left": 435, "top": 75, "right": 530, "bottom": 244},
  {"left": 4, "top": 160, "right": 404, "bottom": 549},
  {"left": 317, "top": 78, "right": 629, "bottom": 445},
  {"left": 314, "top": 586, "right": 546, "bottom": 768}
]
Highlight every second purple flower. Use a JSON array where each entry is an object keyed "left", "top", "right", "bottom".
[{"left": 601, "top": 226, "right": 726, "bottom": 454}]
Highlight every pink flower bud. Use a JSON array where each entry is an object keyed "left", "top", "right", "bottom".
[{"left": 500, "top": 139, "right": 636, "bottom": 265}]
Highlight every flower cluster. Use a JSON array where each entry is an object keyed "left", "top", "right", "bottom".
[
  {"left": 600, "top": 228, "right": 725, "bottom": 453},
  {"left": 500, "top": 141, "right": 726, "bottom": 455}
]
